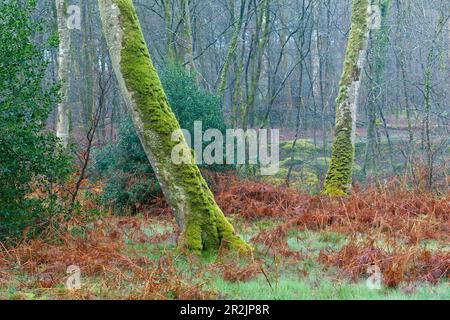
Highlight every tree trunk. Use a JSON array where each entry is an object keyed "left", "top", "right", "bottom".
[
  {"left": 97, "top": 0, "right": 250, "bottom": 255},
  {"left": 218, "top": 0, "right": 246, "bottom": 97},
  {"left": 162, "top": 0, "right": 176, "bottom": 61},
  {"left": 242, "top": 0, "right": 270, "bottom": 129},
  {"left": 181, "top": 0, "right": 196, "bottom": 72},
  {"left": 311, "top": 1, "right": 321, "bottom": 107},
  {"left": 278, "top": 0, "right": 294, "bottom": 113},
  {"left": 324, "top": 0, "right": 370, "bottom": 195},
  {"left": 55, "top": 0, "right": 71, "bottom": 147},
  {"left": 363, "top": 0, "right": 391, "bottom": 174}
]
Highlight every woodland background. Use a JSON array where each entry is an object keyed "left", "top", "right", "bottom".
[{"left": 0, "top": 0, "right": 448, "bottom": 300}]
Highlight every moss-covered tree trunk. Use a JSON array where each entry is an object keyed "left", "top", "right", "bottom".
[
  {"left": 55, "top": 0, "right": 71, "bottom": 147},
  {"left": 324, "top": 0, "right": 370, "bottom": 195},
  {"left": 97, "top": 0, "right": 251, "bottom": 255}
]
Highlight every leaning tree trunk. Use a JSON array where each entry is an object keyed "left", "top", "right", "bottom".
[
  {"left": 324, "top": 0, "right": 371, "bottom": 195},
  {"left": 55, "top": 0, "right": 71, "bottom": 147},
  {"left": 97, "top": 0, "right": 251, "bottom": 255}
]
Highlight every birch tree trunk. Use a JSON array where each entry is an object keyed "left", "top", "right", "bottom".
[
  {"left": 55, "top": 0, "right": 71, "bottom": 147},
  {"left": 278, "top": 0, "right": 293, "bottom": 112},
  {"left": 324, "top": 0, "right": 371, "bottom": 195},
  {"left": 311, "top": 3, "right": 321, "bottom": 105},
  {"left": 97, "top": 0, "right": 251, "bottom": 255}
]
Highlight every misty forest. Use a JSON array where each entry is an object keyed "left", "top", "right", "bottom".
[{"left": 0, "top": 0, "right": 449, "bottom": 300}]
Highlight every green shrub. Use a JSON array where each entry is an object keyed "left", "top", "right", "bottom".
[
  {"left": 161, "top": 63, "right": 226, "bottom": 135},
  {"left": 0, "top": 0, "right": 72, "bottom": 241},
  {"left": 95, "top": 121, "right": 162, "bottom": 212},
  {"left": 95, "top": 64, "right": 227, "bottom": 211}
]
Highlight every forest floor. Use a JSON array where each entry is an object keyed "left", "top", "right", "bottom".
[{"left": 0, "top": 174, "right": 448, "bottom": 300}]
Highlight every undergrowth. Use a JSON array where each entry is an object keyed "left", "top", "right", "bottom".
[{"left": 0, "top": 174, "right": 448, "bottom": 300}]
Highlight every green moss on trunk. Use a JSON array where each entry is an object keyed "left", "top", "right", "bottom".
[
  {"left": 108, "top": 0, "right": 251, "bottom": 255},
  {"left": 324, "top": 0, "right": 370, "bottom": 196}
]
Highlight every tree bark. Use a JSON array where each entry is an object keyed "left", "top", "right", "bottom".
[
  {"left": 181, "top": 0, "right": 196, "bottom": 72},
  {"left": 311, "top": 2, "right": 321, "bottom": 106},
  {"left": 242, "top": 0, "right": 270, "bottom": 129},
  {"left": 324, "top": 0, "right": 371, "bottom": 195},
  {"left": 363, "top": 0, "right": 391, "bottom": 174},
  {"left": 55, "top": 0, "right": 71, "bottom": 147},
  {"left": 97, "top": 0, "right": 251, "bottom": 255},
  {"left": 278, "top": 0, "right": 294, "bottom": 113},
  {"left": 218, "top": 0, "right": 246, "bottom": 97},
  {"left": 162, "top": 0, "right": 176, "bottom": 61}
]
